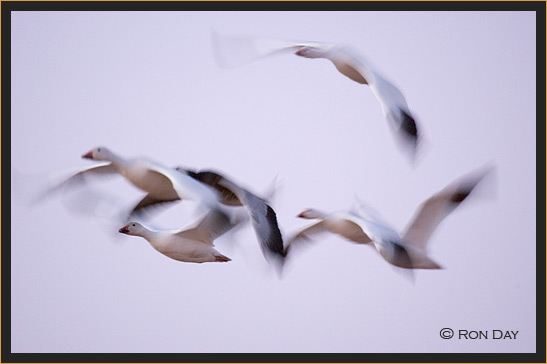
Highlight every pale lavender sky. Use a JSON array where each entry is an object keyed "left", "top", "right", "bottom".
[{"left": 11, "top": 11, "right": 536, "bottom": 353}]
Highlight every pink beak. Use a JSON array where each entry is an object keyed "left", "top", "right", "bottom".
[
  {"left": 82, "top": 150, "right": 93, "bottom": 159},
  {"left": 119, "top": 225, "right": 130, "bottom": 234},
  {"left": 297, "top": 212, "right": 305, "bottom": 218}
]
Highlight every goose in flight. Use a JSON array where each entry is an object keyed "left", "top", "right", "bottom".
[
  {"left": 173, "top": 168, "right": 286, "bottom": 268},
  {"left": 285, "top": 166, "right": 493, "bottom": 269},
  {"left": 212, "top": 32, "right": 420, "bottom": 161},
  {"left": 118, "top": 209, "right": 238, "bottom": 263},
  {"left": 43, "top": 147, "right": 224, "bottom": 218}
]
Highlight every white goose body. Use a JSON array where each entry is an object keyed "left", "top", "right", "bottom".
[
  {"left": 48, "top": 147, "right": 222, "bottom": 216},
  {"left": 114, "top": 159, "right": 179, "bottom": 200},
  {"left": 142, "top": 230, "right": 229, "bottom": 263},
  {"left": 119, "top": 209, "right": 236, "bottom": 263},
  {"left": 122, "top": 160, "right": 221, "bottom": 211},
  {"left": 290, "top": 209, "right": 427, "bottom": 269},
  {"left": 320, "top": 211, "right": 373, "bottom": 244},
  {"left": 287, "top": 166, "right": 493, "bottom": 270}
]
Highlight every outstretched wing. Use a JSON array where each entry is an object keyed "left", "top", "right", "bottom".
[
  {"left": 284, "top": 220, "right": 329, "bottom": 255},
  {"left": 211, "top": 31, "right": 307, "bottom": 68},
  {"left": 401, "top": 166, "right": 493, "bottom": 252},
  {"left": 186, "top": 170, "right": 242, "bottom": 206},
  {"left": 128, "top": 193, "right": 182, "bottom": 220},
  {"left": 144, "top": 163, "right": 221, "bottom": 212},
  {"left": 216, "top": 174, "right": 286, "bottom": 264},
  {"left": 174, "top": 209, "right": 238, "bottom": 245},
  {"left": 34, "top": 163, "right": 118, "bottom": 203}
]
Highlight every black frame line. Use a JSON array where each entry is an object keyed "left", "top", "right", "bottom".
[
  {"left": 1, "top": 1, "right": 546, "bottom": 11},
  {"left": 2, "top": 1, "right": 545, "bottom": 363}
]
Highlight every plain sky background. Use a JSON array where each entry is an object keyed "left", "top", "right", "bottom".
[{"left": 11, "top": 11, "right": 536, "bottom": 353}]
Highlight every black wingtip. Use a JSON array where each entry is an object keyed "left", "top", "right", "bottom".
[
  {"left": 261, "top": 205, "right": 287, "bottom": 278},
  {"left": 265, "top": 205, "right": 286, "bottom": 258},
  {"left": 449, "top": 174, "right": 484, "bottom": 206},
  {"left": 449, "top": 188, "right": 473, "bottom": 204},
  {"left": 400, "top": 110, "right": 419, "bottom": 143},
  {"left": 392, "top": 109, "right": 420, "bottom": 164}
]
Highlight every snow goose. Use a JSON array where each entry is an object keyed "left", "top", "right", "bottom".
[
  {"left": 212, "top": 32, "right": 420, "bottom": 161},
  {"left": 173, "top": 168, "right": 286, "bottom": 268},
  {"left": 285, "top": 166, "right": 493, "bottom": 269},
  {"left": 118, "top": 209, "right": 237, "bottom": 263},
  {"left": 45, "top": 147, "right": 223, "bottom": 218}
]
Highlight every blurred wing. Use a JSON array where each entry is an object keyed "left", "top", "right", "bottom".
[
  {"left": 174, "top": 209, "right": 236, "bottom": 245},
  {"left": 189, "top": 170, "right": 242, "bottom": 206},
  {"left": 284, "top": 220, "right": 329, "bottom": 255},
  {"left": 211, "top": 31, "right": 305, "bottom": 68},
  {"left": 35, "top": 163, "right": 118, "bottom": 203},
  {"left": 351, "top": 195, "right": 396, "bottom": 231},
  {"left": 336, "top": 211, "right": 397, "bottom": 244},
  {"left": 261, "top": 175, "right": 279, "bottom": 204},
  {"left": 128, "top": 193, "right": 181, "bottom": 220},
  {"left": 217, "top": 176, "right": 286, "bottom": 262},
  {"left": 322, "top": 46, "right": 419, "bottom": 160},
  {"left": 145, "top": 163, "right": 220, "bottom": 211},
  {"left": 401, "top": 166, "right": 493, "bottom": 252},
  {"left": 368, "top": 72, "right": 419, "bottom": 158},
  {"left": 178, "top": 166, "right": 279, "bottom": 206}
]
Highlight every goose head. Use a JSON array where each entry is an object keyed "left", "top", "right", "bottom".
[
  {"left": 297, "top": 208, "right": 326, "bottom": 219},
  {"left": 118, "top": 222, "right": 148, "bottom": 236},
  {"left": 82, "top": 147, "right": 116, "bottom": 161}
]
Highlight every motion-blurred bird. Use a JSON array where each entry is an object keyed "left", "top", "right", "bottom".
[
  {"left": 41, "top": 147, "right": 225, "bottom": 218},
  {"left": 285, "top": 166, "right": 493, "bottom": 269},
  {"left": 212, "top": 32, "right": 420, "bottom": 162}
]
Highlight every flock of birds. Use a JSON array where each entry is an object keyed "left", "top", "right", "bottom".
[{"left": 37, "top": 33, "right": 493, "bottom": 277}]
